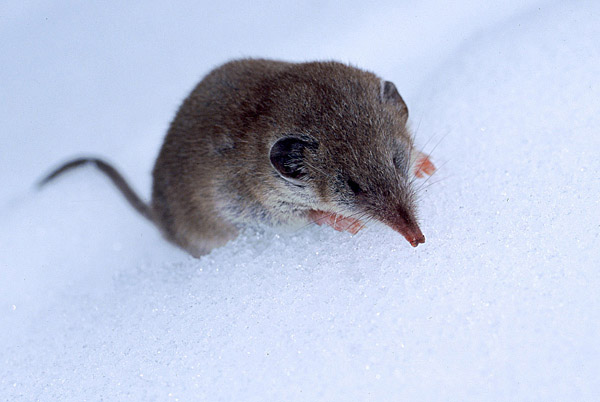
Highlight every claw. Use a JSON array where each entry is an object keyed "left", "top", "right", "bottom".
[
  {"left": 413, "top": 152, "right": 436, "bottom": 178},
  {"left": 308, "top": 210, "right": 364, "bottom": 235}
]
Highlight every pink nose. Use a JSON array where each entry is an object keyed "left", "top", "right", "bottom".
[
  {"left": 390, "top": 222, "right": 426, "bottom": 247},
  {"left": 407, "top": 232, "right": 426, "bottom": 247}
]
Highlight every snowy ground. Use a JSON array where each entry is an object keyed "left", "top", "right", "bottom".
[{"left": 1, "top": 0, "right": 599, "bottom": 400}]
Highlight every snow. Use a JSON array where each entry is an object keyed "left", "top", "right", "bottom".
[{"left": 1, "top": 0, "right": 599, "bottom": 400}]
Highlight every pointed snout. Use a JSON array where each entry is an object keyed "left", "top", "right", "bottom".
[
  {"left": 406, "top": 228, "right": 426, "bottom": 247},
  {"left": 385, "top": 207, "right": 426, "bottom": 247},
  {"left": 392, "top": 223, "right": 425, "bottom": 247}
]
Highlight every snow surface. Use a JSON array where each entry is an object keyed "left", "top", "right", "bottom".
[{"left": 1, "top": 0, "right": 599, "bottom": 400}]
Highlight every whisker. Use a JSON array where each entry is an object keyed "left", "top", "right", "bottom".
[
  {"left": 416, "top": 159, "right": 450, "bottom": 192},
  {"left": 414, "top": 128, "right": 436, "bottom": 159},
  {"left": 419, "top": 177, "right": 448, "bottom": 192},
  {"left": 425, "top": 128, "right": 450, "bottom": 159},
  {"left": 411, "top": 110, "right": 425, "bottom": 144}
]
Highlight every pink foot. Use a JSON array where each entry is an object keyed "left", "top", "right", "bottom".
[
  {"left": 413, "top": 152, "right": 436, "bottom": 178},
  {"left": 308, "top": 210, "right": 364, "bottom": 235}
]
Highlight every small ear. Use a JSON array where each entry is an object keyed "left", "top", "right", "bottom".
[
  {"left": 382, "top": 80, "right": 409, "bottom": 124},
  {"left": 269, "top": 136, "right": 317, "bottom": 183}
]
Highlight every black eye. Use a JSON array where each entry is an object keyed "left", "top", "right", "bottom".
[{"left": 347, "top": 178, "right": 363, "bottom": 195}]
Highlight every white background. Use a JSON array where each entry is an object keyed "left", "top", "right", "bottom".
[{"left": 1, "top": 1, "right": 598, "bottom": 400}]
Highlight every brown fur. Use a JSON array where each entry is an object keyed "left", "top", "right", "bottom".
[
  {"left": 151, "top": 59, "right": 422, "bottom": 257},
  {"left": 40, "top": 59, "right": 428, "bottom": 257}
]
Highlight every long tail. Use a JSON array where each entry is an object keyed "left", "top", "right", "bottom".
[{"left": 38, "top": 157, "right": 153, "bottom": 222}]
